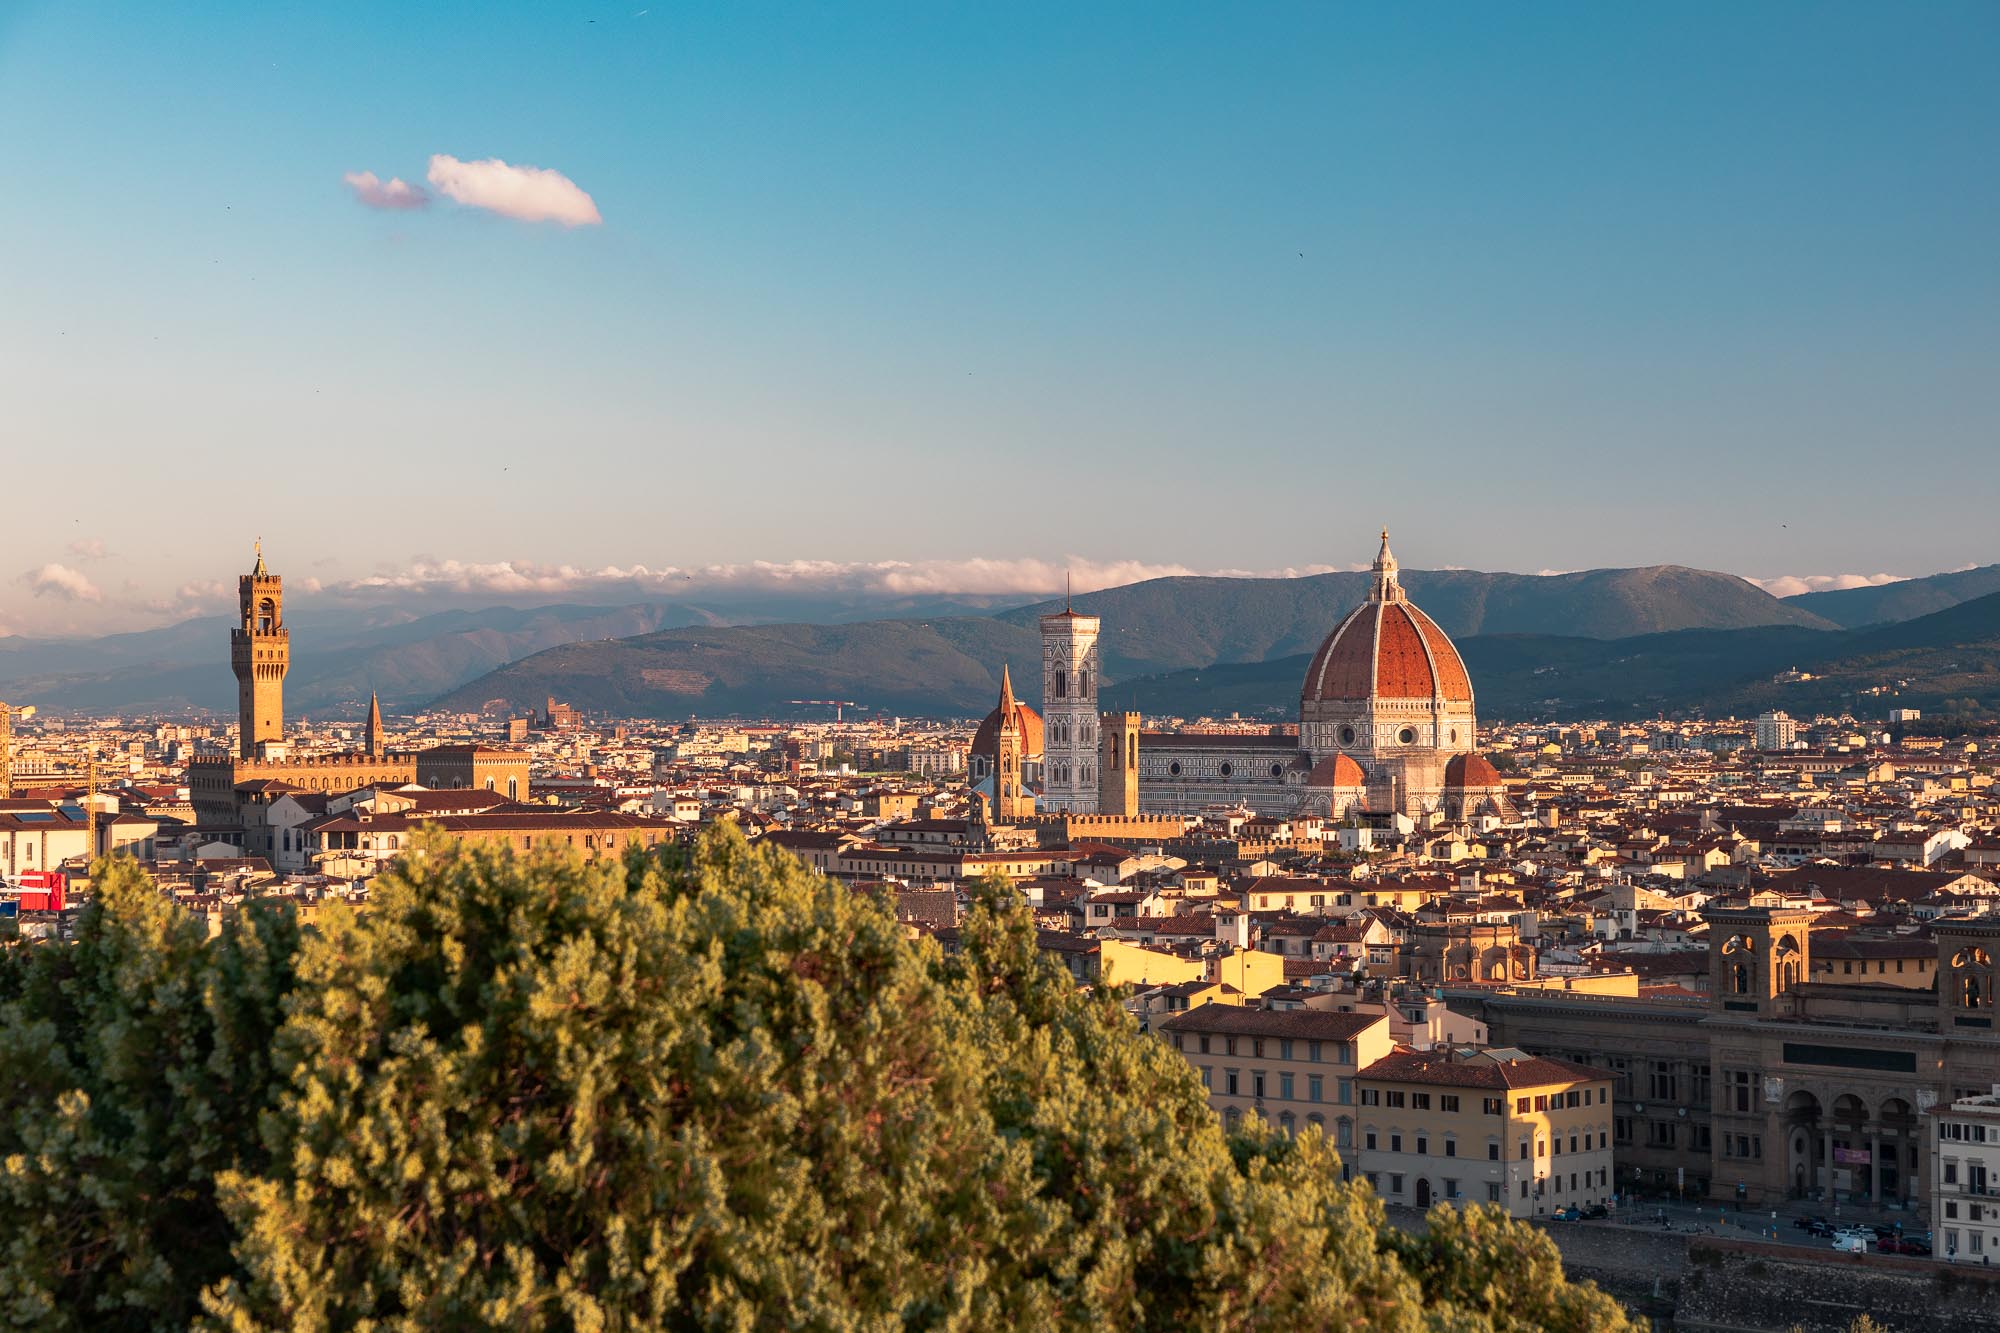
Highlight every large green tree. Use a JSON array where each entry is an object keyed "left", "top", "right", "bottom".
[
  {"left": 2, "top": 830, "right": 1636, "bottom": 1331},
  {"left": 0, "top": 861, "right": 298, "bottom": 1329}
]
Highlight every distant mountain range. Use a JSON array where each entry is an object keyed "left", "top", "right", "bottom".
[
  {"left": 431, "top": 564, "right": 1995, "bottom": 722},
  {"left": 0, "top": 590, "right": 1032, "bottom": 717},
  {"left": 1106, "top": 592, "right": 2000, "bottom": 723},
  {"left": 8, "top": 560, "right": 1997, "bottom": 722}
]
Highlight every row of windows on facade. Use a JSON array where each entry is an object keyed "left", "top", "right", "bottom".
[
  {"left": 1049, "top": 763, "right": 1093, "bottom": 786},
  {"left": 1360, "top": 1169, "right": 1609, "bottom": 1205},
  {"left": 1356, "top": 1127, "right": 1611, "bottom": 1161},
  {"left": 1171, "top": 1033, "right": 1356, "bottom": 1063},
  {"left": 1940, "top": 1160, "right": 1993, "bottom": 1191},
  {"left": 1202, "top": 1068, "right": 1350, "bottom": 1106},
  {"left": 1941, "top": 1225, "right": 1991, "bottom": 1255},
  {"left": 1358, "top": 1086, "right": 1608, "bottom": 1114},
  {"left": 1161, "top": 760, "right": 1289, "bottom": 780}
]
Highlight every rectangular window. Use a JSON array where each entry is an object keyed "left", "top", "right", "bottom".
[
  {"left": 1366, "top": 1131, "right": 1378, "bottom": 1150},
  {"left": 1516, "top": 1097, "right": 1530, "bottom": 1114},
  {"left": 1360, "top": 1088, "right": 1380, "bottom": 1106},
  {"left": 1309, "top": 1041, "right": 1323, "bottom": 1063},
  {"left": 1487, "top": 1183, "right": 1502, "bottom": 1203},
  {"left": 1253, "top": 1073, "right": 1266, "bottom": 1099},
  {"left": 1201, "top": 1067, "right": 1212, "bottom": 1089},
  {"left": 1391, "top": 1134, "right": 1403, "bottom": 1153},
  {"left": 1484, "top": 1097, "right": 1504, "bottom": 1116},
  {"left": 1386, "top": 1091, "right": 1406, "bottom": 1109},
  {"left": 1310, "top": 1076, "right": 1324, "bottom": 1104},
  {"left": 1390, "top": 1174, "right": 1404, "bottom": 1195},
  {"left": 1444, "top": 1139, "right": 1456, "bottom": 1158},
  {"left": 1280, "top": 1073, "right": 1295, "bottom": 1100},
  {"left": 1412, "top": 1093, "right": 1431, "bottom": 1110},
  {"left": 1441, "top": 1095, "right": 1460, "bottom": 1113},
  {"left": 1338, "top": 1079, "right": 1353, "bottom": 1105},
  {"left": 1226, "top": 1071, "right": 1239, "bottom": 1096},
  {"left": 1534, "top": 1095, "right": 1549, "bottom": 1112},
  {"left": 1488, "top": 1142, "right": 1500, "bottom": 1161},
  {"left": 1280, "top": 1039, "right": 1294, "bottom": 1061}
]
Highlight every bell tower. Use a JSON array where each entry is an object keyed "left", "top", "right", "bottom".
[
  {"left": 1039, "top": 578, "right": 1102, "bottom": 813},
  {"left": 231, "top": 541, "right": 289, "bottom": 759},
  {"left": 992, "top": 666, "right": 1035, "bottom": 823},
  {"left": 1705, "top": 905, "right": 1812, "bottom": 1016}
]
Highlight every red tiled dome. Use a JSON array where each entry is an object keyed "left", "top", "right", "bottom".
[
  {"left": 1306, "top": 753, "right": 1367, "bottom": 788},
  {"left": 1445, "top": 753, "right": 1502, "bottom": 788},
  {"left": 972, "top": 700, "right": 1043, "bottom": 758},
  {"left": 1301, "top": 600, "right": 1474, "bottom": 704}
]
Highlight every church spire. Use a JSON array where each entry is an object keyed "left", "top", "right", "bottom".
[
  {"left": 365, "top": 691, "right": 384, "bottom": 757},
  {"left": 997, "top": 663, "right": 1017, "bottom": 717}
]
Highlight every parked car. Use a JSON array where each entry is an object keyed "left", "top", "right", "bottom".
[
  {"left": 1869, "top": 1224, "right": 1902, "bottom": 1241},
  {"left": 1801, "top": 1218, "right": 1838, "bottom": 1238},
  {"left": 1878, "top": 1236, "right": 1932, "bottom": 1256},
  {"left": 1580, "top": 1203, "right": 1610, "bottom": 1220},
  {"left": 1832, "top": 1227, "right": 1873, "bottom": 1253},
  {"left": 1552, "top": 1206, "right": 1581, "bottom": 1222}
]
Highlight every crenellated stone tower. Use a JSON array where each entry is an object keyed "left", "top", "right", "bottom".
[
  {"left": 1039, "top": 582, "right": 1101, "bottom": 813},
  {"left": 231, "top": 542, "right": 289, "bottom": 759},
  {"left": 1098, "top": 711, "right": 1140, "bottom": 817}
]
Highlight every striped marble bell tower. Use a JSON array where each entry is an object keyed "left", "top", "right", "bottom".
[{"left": 1039, "top": 579, "right": 1101, "bottom": 813}]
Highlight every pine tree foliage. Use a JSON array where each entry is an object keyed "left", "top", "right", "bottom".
[
  {"left": 0, "top": 859, "right": 298, "bottom": 1330},
  {"left": 0, "top": 830, "right": 1636, "bottom": 1331}
]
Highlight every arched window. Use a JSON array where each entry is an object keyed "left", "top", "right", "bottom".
[
  {"left": 1054, "top": 670, "right": 1067, "bottom": 699},
  {"left": 1279, "top": 1112, "right": 1296, "bottom": 1135},
  {"left": 1336, "top": 1116, "right": 1353, "bottom": 1148},
  {"left": 1731, "top": 962, "right": 1751, "bottom": 995},
  {"left": 1127, "top": 735, "right": 1137, "bottom": 768},
  {"left": 1079, "top": 670, "right": 1090, "bottom": 698},
  {"left": 508, "top": 778, "right": 519, "bottom": 800}
]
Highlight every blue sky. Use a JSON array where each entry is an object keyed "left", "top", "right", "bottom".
[{"left": 2, "top": 2, "right": 1996, "bottom": 634}]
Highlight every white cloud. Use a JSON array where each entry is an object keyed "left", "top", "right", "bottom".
[
  {"left": 342, "top": 170, "right": 430, "bottom": 210},
  {"left": 319, "top": 556, "right": 1357, "bottom": 604},
  {"left": 425, "top": 154, "right": 601, "bottom": 226},
  {"left": 1747, "top": 573, "right": 1908, "bottom": 599},
  {"left": 23, "top": 563, "right": 102, "bottom": 602}
]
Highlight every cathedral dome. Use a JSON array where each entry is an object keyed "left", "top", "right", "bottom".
[
  {"left": 1444, "top": 753, "right": 1502, "bottom": 788},
  {"left": 1300, "top": 533, "right": 1473, "bottom": 706},
  {"left": 1305, "top": 753, "right": 1367, "bottom": 788},
  {"left": 972, "top": 695, "right": 1043, "bottom": 758}
]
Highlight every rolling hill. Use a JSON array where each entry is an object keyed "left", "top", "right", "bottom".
[
  {"left": 1787, "top": 565, "right": 2000, "bottom": 629},
  {"left": 1108, "top": 593, "right": 2000, "bottom": 723},
  {"left": 997, "top": 565, "right": 1833, "bottom": 674},
  {"left": 434, "top": 565, "right": 1845, "bottom": 721}
]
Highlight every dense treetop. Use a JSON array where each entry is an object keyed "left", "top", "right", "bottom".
[{"left": 0, "top": 829, "right": 1635, "bottom": 1331}]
